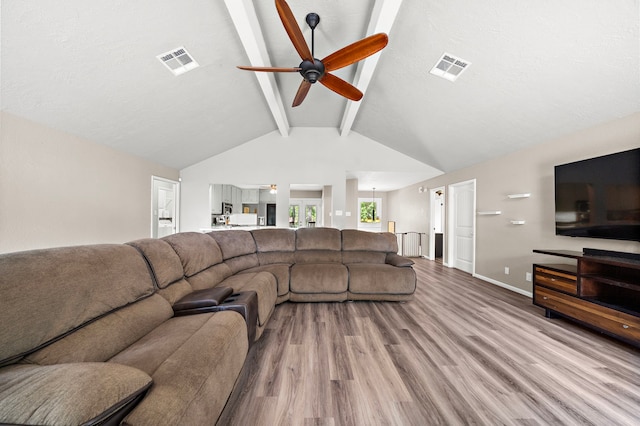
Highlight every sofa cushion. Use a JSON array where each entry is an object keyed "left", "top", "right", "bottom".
[
  {"left": 251, "top": 229, "right": 296, "bottom": 265},
  {"left": 341, "top": 229, "right": 398, "bottom": 252},
  {"left": 127, "top": 238, "right": 184, "bottom": 289},
  {"left": 24, "top": 294, "right": 173, "bottom": 366},
  {"left": 0, "top": 245, "right": 155, "bottom": 366},
  {"left": 209, "top": 230, "right": 260, "bottom": 273},
  {"left": 225, "top": 252, "right": 260, "bottom": 274},
  {"left": 341, "top": 230, "right": 397, "bottom": 264},
  {"left": 163, "top": 232, "right": 223, "bottom": 277},
  {"left": 342, "top": 251, "right": 387, "bottom": 264},
  {"left": 294, "top": 227, "right": 342, "bottom": 263},
  {"left": 290, "top": 263, "right": 348, "bottom": 294},
  {"left": 128, "top": 238, "right": 194, "bottom": 305},
  {"left": 241, "top": 264, "right": 291, "bottom": 297},
  {"left": 110, "top": 312, "right": 248, "bottom": 425},
  {"left": 208, "top": 230, "right": 257, "bottom": 260},
  {"left": 386, "top": 253, "right": 415, "bottom": 267},
  {"left": 219, "top": 272, "right": 277, "bottom": 327},
  {"left": 187, "top": 263, "right": 233, "bottom": 291},
  {"left": 347, "top": 263, "right": 416, "bottom": 295},
  {"left": 0, "top": 363, "right": 152, "bottom": 426},
  {"left": 296, "top": 227, "right": 342, "bottom": 251}
]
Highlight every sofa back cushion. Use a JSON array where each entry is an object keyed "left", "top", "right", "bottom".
[
  {"left": 341, "top": 230, "right": 397, "bottom": 264},
  {"left": 128, "top": 238, "right": 193, "bottom": 305},
  {"left": 0, "top": 245, "right": 157, "bottom": 366},
  {"left": 163, "top": 232, "right": 223, "bottom": 277},
  {"left": 24, "top": 294, "right": 173, "bottom": 365},
  {"left": 208, "top": 230, "right": 259, "bottom": 273},
  {"left": 162, "top": 232, "right": 234, "bottom": 291},
  {"left": 251, "top": 228, "right": 295, "bottom": 265},
  {"left": 294, "top": 227, "right": 342, "bottom": 263}
]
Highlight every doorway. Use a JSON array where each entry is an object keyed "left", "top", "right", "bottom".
[
  {"left": 289, "top": 199, "right": 321, "bottom": 228},
  {"left": 151, "top": 176, "right": 180, "bottom": 238},
  {"left": 429, "top": 187, "right": 445, "bottom": 260},
  {"left": 447, "top": 179, "right": 476, "bottom": 274},
  {"left": 266, "top": 204, "right": 276, "bottom": 226}
]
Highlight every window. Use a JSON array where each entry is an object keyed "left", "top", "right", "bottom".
[
  {"left": 360, "top": 201, "right": 380, "bottom": 223},
  {"left": 358, "top": 197, "right": 382, "bottom": 232},
  {"left": 289, "top": 205, "right": 300, "bottom": 228},
  {"left": 305, "top": 205, "right": 317, "bottom": 227}
]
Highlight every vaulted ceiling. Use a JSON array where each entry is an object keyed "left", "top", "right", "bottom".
[{"left": 2, "top": 0, "right": 639, "bottom": 189}]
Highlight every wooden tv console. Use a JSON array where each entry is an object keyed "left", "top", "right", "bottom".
[{"left": 533, "top": 249, "right": 640, "bottom": 347}]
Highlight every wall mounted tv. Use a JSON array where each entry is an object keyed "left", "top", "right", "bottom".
[{"left": 554, "top": 147, "right": 640, "bottom": 242}]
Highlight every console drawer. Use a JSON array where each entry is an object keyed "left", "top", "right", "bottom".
[
  {"left": 535, "top": 286, "right": 640, "bottom": 343},
  {"left": 534, "top": 266, "right": 577, "bottom": 295}
]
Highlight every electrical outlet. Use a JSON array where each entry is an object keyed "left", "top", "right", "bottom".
[
  {"left": 526, "top": 272, "right": 532, "bottom": 282},
  {"left": 504, "top": 267, "right": 510, "bottom": 275}
]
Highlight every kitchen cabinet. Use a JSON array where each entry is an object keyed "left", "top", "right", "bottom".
[
  {"left": 233, "top": 186, "right": 241, "bottom": 206},
  {"left": 222, "top": 185, "right": 232, "bottom": 204},
  {"left": 210, "top": 184, "right": 223, "bottom": 214},
  {"left": 242, "top": 189, "right": 259, "bottom": 204}
]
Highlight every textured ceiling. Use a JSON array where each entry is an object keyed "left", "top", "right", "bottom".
[{"left": 2, "top": 0, "right": 639, "bottom": 189}]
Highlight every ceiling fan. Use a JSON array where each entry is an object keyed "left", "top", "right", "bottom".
[{"left": 237, "top": 0, "right": 388, "bottom": 107}]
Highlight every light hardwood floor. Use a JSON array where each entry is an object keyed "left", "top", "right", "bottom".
[{"left": 218, "top": 258, "right": 640, "bottom": 425}]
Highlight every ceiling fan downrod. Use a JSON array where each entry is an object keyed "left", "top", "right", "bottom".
[
  {"left": 305, "top": 13, "right": 320, "bottom": 57},
  {"left": 300, "top": 13, "right": 323, "bottom": 84}
]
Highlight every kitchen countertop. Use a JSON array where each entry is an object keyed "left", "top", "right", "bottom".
[{"left": 200, "top": 226, "right": 286, "bottom": 232}]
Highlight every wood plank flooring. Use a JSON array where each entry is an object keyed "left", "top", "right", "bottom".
[{"left": 217, "top": 259, "right": 640, "bottom": 425}]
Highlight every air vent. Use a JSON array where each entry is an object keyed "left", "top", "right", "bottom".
[
  {"left": 430, "top": 53, "right": 470, "bottom": 82},
  {"left": 157, "top": 47, "right": 199, "bottom": 76}
]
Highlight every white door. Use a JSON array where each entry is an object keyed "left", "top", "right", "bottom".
[
  {"left": 152, "top": 177, "right": 180, "bottom": 238},
  {"left": 448, "top": 180, "right": 475, "bottom": 274}
]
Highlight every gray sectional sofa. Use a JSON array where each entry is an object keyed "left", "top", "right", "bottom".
[{"left": 0, "top": 228, "right": 415, "bottom": 425}]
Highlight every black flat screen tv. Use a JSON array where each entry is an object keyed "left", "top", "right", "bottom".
[{"left": 554, "top": 147, "right": 640, "bottom": 242}]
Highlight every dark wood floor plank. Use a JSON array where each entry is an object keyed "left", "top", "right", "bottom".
[{"left": 218, "top": 258, "right": 640, "bottom": 425}]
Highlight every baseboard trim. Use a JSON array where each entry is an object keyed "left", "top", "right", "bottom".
[{"left": 473, "top": 273, "right": 533, "bottom": 298}]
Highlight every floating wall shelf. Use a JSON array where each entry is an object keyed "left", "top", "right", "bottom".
[
  {"left": 477, "top": 211, "right": 502, "bottom": 215},
  {"left": 507, "top": 193, "right": 531, "bottom": 199}
]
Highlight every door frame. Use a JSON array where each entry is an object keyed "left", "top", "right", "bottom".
[
  {"left": 151, "top": 176, "right": 180, "bottom": 238},
  {"left": 446, "top": 179, "right": 476, "bottom": 273}
]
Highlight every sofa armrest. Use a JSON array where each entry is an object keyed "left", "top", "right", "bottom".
[
  {"left": 0, "top": 363, "right": 152, "bottom": 426},
  {"left": 173, "top": 286, "right": 234, "bottom": 313},
  {"left": 385, "top": 253, "right": 414, "bottom": 267}
]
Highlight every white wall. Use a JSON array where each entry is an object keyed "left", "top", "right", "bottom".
[
  {"left": 0, "top": 112, "right": 179, "bottom": 253},
  {"left": 179, "top": 127, "right": 437, "bottom": 231},
  {"left": 387, "top": 112, "right": 640, "bottom": 294}
]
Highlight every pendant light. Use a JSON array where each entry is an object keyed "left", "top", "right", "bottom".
[{"left": 371, "top": 187, "right": 376, "bottom": 222}]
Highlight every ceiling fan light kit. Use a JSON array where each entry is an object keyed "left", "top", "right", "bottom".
[{"left": 237, "top": 0, "right": 388, "bottom": 107}]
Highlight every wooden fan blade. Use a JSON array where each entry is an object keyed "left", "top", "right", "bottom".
[
  {"left": 237, "top": 65, "right": 301, "bottom": 72},
  {"left": 292, "top": 80, "right": 312, "bottom": 107},
  {"left": 322, "top": 33, "right": 388, "bottom": 72},
  {"left": 275, "top": 0, "right": 313, "bottom": 62},
  {"left": 319, "top": 73, "right": 363, "bottom": 102}
]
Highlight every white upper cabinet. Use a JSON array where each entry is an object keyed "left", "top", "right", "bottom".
[{"left": 242, "top": 189, "right": 259, "bottom": 204}]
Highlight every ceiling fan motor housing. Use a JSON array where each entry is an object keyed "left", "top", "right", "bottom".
[{"left": 299, "top": 59, "right": 325, "bottom": 83}]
